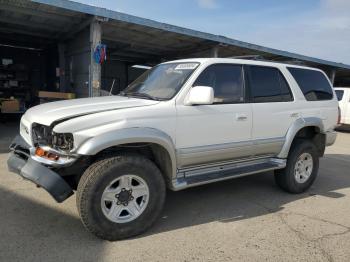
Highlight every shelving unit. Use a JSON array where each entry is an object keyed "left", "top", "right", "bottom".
[{"left": 0, "top": 63, "right": 30, "bottom": 114}]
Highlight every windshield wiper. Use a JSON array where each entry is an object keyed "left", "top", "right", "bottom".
[{"left": 122, "top": 92, "right": 163, "bottom": 101}]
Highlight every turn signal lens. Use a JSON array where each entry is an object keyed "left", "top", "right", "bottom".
[
  {"left": 35, "top": 147, "right": 60, "bottom": 161},
  {"left": 47, "top": 153, "right": 60, "bottom": 161},
  {"left": 35, "top": 147, "right": 46, "bottom": 157}
]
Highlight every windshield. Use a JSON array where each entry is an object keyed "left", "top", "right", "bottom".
[{"left": 121, "top": 62, "right": 199, "bottom": 100}]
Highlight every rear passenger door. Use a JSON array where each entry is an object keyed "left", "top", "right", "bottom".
[{"left": 245, "top": 65, "right": 297, "bottom": 156}]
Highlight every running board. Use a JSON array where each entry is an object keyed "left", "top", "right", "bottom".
[{"left": 172, "top": 158, "right": 286, "bottom": 190}]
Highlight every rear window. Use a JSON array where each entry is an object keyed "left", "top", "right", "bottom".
[
  {"left": 247, "top": 66, "right": 293, "bottom": 103},
  {"left": 335, "top": 90, "right": 344, "bottom": 101},
  {"left": 288, "top": 67, "right": 333, "bottom": 101}
]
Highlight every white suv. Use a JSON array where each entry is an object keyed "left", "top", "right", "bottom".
[
  {"left": 335, "top": 87, "right": 350, "bottom": 125},
  {"left": 7, "top": 58, "right": 338, "bottom": 240}
]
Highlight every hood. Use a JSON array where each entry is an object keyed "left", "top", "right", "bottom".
[{"left": 24, "top": 96, "right": 159, "bottom": 126}]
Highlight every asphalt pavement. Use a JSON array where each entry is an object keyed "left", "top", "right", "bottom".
[{"left": 0, "top": 122, "right": 350, "bottom": 262}]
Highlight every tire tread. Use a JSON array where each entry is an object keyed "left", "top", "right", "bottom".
[{"left": 76, "top": 154, "right": 165, "bottom": 240}]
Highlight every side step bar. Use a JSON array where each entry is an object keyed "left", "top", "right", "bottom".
[{"left": 172, "top": 158, "right": 286, "bottom": 190}]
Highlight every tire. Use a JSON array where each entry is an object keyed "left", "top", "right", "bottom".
[
  {"left": 76, "top": 153, "right": 166, "bottom": 241},
  {"left": 274, "top": 140, "right": 319, "bottom": 193}
]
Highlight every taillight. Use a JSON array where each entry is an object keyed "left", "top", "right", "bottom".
[{"left": 337, "top": 106, "right": 341, "bottom": 125}]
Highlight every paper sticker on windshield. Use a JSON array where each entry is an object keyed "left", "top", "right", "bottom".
[{"left": 175, "top": 63, "right": 198, "bottom": 70}]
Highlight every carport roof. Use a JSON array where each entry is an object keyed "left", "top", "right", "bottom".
[
  {"left": 1, "top": 0, "right": 350, "bottom": 82},
  {"left": 35, "top": 0, "right": 350, "bottom": 69}
]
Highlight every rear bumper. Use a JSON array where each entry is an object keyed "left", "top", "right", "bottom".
[
  {"left": 325, "top": 131, "right": 337, "bottom": 146},
  {"left": 7, "top": 136, "right": 74, "bottom": 203}
]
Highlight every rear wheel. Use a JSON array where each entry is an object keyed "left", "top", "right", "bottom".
[
  {"left": 275, "top": 140, "right": 319, "bottom": 193},
  {"left": 76, "top": 154, "right": 166, "bottom": 241}
]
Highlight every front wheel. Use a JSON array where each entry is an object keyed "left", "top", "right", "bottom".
[
  {"left": 275, "top": 140, "right": 319, "bottom": 193},
  {"left": 76, "top": 154, "right": 166, "bottom": 241}
]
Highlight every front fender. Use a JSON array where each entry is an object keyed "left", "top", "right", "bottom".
[
  {"left": 278, "top": 117, "right": 325, "bottom": 158},
  {"left": 76, "top": 127, "right": 177, "bottom": 178}
]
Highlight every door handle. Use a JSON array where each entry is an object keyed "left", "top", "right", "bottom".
[{"left": 236, "top": 114, "right": 248, "bottom": 121}]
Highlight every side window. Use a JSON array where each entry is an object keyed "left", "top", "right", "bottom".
[
  {"left": 247, "top": 66, "right": 293, "bottom": 103},
  {"left": 287, "top": 67, "right": 333, "bottom": 101},
  {"left": 193, "top": 64, "right": 244, "bottom": 104},
  {"left": 335, "top": 90, "right": 344, "bottom": 101}
]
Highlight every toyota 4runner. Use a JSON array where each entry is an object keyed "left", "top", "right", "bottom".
[{"left": 7, "top": 58, "right": 338, "bottom": 240}]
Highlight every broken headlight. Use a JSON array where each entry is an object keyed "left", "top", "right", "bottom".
[
  {"left": 32, "top": 123, "right": 74, "bottom": 151},
  {"left": 32, "top": 123, "right": 52, "bottom": 146},
  {"left": 52, "top": 132, "right": 74, "bottom": 151}
]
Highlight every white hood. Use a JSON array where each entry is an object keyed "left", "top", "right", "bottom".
[{"left": 24, "top": 96, "right": 159, "bottom": 126}]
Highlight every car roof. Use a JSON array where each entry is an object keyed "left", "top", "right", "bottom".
[{"left": 162, "top": 58, "right": 323, "bottom": 71}]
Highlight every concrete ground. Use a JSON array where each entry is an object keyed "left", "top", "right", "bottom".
[{"left": 0, "top": 121, "right": 350, "bottom": 262}]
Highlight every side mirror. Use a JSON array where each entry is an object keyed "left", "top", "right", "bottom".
[{"left": 186, "top": 86, "right": 214, "bottom": 105}]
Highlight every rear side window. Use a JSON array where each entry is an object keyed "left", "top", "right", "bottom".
[
  {"left": 247, "top": 66, "right": 293, "bottom": 103},
  {"left": 288, "top": 68, "right": 333, "bottom": 101},
  {"left": 335, "top": 90, "right": 344, "bottom": 101}
]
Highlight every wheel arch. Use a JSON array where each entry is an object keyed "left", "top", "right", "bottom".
[
  {"left": 278, "top": 117, "right": 326, "bottom": 158},
  {"left": 76, "top": 128, "right": 177, "bottom": 187}
]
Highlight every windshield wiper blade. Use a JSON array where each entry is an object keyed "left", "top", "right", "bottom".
[{"left": 124, "top": 92, "right": 162, "bottom": 101}]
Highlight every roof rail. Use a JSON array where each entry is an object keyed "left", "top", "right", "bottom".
[
  {"left": 228, "top": 55, "right": 265, "bottom": 60},
  {"left": 227, "top": 55, "right": 307, "bottom": 66}
]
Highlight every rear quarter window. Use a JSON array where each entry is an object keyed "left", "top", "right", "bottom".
[{"left": 288, "top": 67, "right": 333, "bottom": 101}]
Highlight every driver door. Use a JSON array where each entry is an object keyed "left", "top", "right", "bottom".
[{"left": 175, "top": 63, "right": 253, "bottom": 168}]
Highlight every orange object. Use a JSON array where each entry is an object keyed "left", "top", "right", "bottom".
[
  {"left": 35, "top": 147, "right": 60, "bottom": 161},
  {"left": 35, "top": 147, "right": 45, "bottom": 157}
]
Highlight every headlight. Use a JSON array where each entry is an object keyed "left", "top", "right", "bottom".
[
  {"left": 32, "top": 123, "right": 52, "bottom": 146},
  {"left": 32, "top": 123, "right": 74, "bottom": 151},
  {"left": 52, "top": 132, "right": 74, "bottom": 151}
]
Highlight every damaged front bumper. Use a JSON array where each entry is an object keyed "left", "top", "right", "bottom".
[{"left": 7, "top": 135, "right": 74, "bottom": 203}]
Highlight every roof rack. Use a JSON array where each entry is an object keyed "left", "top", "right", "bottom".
[
  {"left": 228, "top": 55, "right": 265, "bottom": 60},
  {"left": 228, "top": 55, "right": 306, "bottom": 66}
]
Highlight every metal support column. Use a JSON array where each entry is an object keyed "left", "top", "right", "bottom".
[
  {"left": 58, "top": 43, "right": 66, "bottom": 92},
  {"left": 330, "top": 70, "right": 336, "bottom": 85},
  {"left": 212, "top": 46, "right": 219, "bottom": 58},
  {"left": 89, "top": 18, "right": 102, "bottom": 97}
]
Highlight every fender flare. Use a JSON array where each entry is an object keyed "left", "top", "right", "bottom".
[
  {"left": 76, "top": 127, "right": 177, "bottom": 180},
  {"left": 278, "top": 117, "right": 325, "bottom": 158}
]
